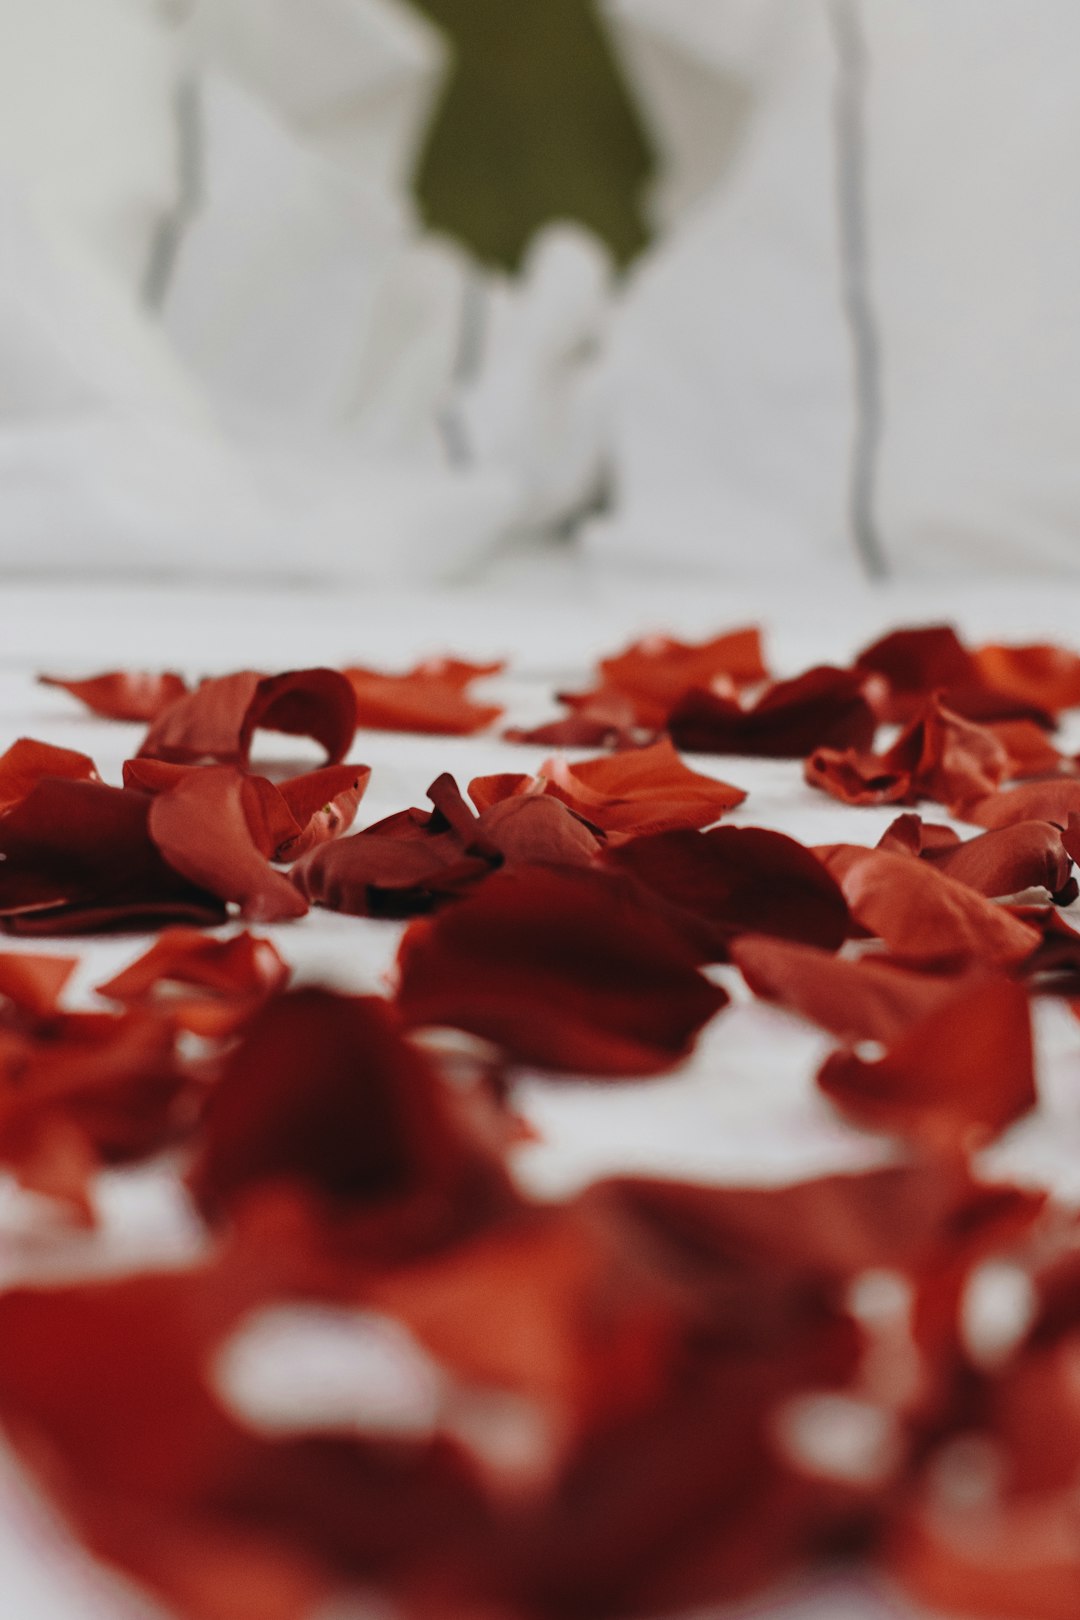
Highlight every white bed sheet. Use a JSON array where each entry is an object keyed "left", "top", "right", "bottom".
[{"left": 0, "top": 558, "right": 1077, "bottom": 1619}]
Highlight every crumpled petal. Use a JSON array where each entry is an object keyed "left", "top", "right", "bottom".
[
  {"left": 667, "top": 666, "right": 876, "bottom": 758},
  {"left": 395, "top": 865, "right": 728, "bottom": 1076},
  {"left": 294, "top": 775, "right": 601, "bottom": 919},
  {"left": 806, "top": 697, "right": 1010, "bottom": 816},
  {"left": 139, "top": 668, "right": 357, "bottom": 767}
]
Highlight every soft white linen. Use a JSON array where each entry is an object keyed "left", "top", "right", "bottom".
[
  {"left": 0, "top": 564, "right": 1078, "bottom": 1616},
  {"left": 0, "top": 0, "right": 609, "bottom": 581}
]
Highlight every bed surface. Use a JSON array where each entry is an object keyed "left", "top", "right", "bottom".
[{"left": 1, "top": 559, "right": 1078, "bottom": 1619}]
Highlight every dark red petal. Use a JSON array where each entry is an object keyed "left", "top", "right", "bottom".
[
  {"left": 668, "top": 666, "right": 876, "bottom": 758},
  {"left": 605, "top": 826, "right": 850, "bottom": 960},
  {"left": 0, "top": 778, "right": 225, "bottom": 934},
  {"left": 189, "top": 989, "right": 512, "bottom": 1242},
  {"left": 395, "top": 865, "right": 728, "bottom": 1077}
]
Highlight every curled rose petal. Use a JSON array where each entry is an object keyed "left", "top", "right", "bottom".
[
  {"left": 344, "top": 657, "right": 504, "bottom": 735},
  {"left": 395, "top": 865, "right": 728, "bottom": 1077},
  {"left": 603, "top": 826, "right": 850, "bottom": 961},
  {"left": 471, "top": 738, "right": 746, "bottom": 840},
  {"left": 0, "top": 778, "right": 226, "bottom": 935},
  {"left": 822, "top": 849, "right": 1041, "bottom": 969},
  {"left": 732, "top": 935, "right": 964, "bottom": 1044},
  {"left": 139, "top": 668, "right": 357, "bottom": 767},
  {"left": 817, "top": 977, "right": 1035, "bottom": 1148},
  {"left": 125, "top": 757, "right": 369, "bottom": 865},
  {"left": 667, "top": 666, "right": 876, "bottom": 758},
  {"left": 0, "top": 737, "right": 99, "bottom": 812},
  {"left": 147, "top": 767, "right": 309, "bottom": 923},
  {"left": 40, "top": 671, "right": 189, "bottom": 722},
  {"left": 890, "top": 816, "right": 1076, "bottom": 903},
  {"left": 273, "top": 764, "right": 371, "bottom": 862}
]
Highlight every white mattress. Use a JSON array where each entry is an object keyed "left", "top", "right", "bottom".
[{"left": 1, "top": 558, "right": 1078, "bottom": 1620}]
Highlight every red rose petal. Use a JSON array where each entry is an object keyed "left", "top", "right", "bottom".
[
  {"left": 147, "top": 767, "right": 309, "bottom": 924},
  {"left": 0, "top": 737, "right": 100, "bottom": 812},
  {"left": 823, "top": 848, "right": 1041, "bottom": 968},
  {"left": 818, "top": 976, "right": 1035, "bottom": 1148},
  {"left": 0, "top": 778, "right": 226, "bottom": 935},
  {"left": 974, "top": 642, "right": 1080, "bottom": 714},
  {"left": 733, "top": 935, "right": 964, "bottom": 1044},
  {"left": 294, "top": 774, "right": 601, "bottom": 920},
  {"left": 344, "top": 657, "right": 504, "bottom": 735},
  {"left": 395, "top": 865, "right": 728, "bottom": 1076},
  {"left": 139, "top": 668, "right": 357, "bottom": 767},
  {"left": 807, "top": 697, "right": 1010, "bottom": 817},
  {"left": 98, "top": 929, "right": 290, "bottom": 1038},
  {"left": 604, "top": 826, "right": 850, "bottom": 961},
  {"left": 40, "top": 671, "right": 189, "bottom": 723},
  {"left": 668, "top": 665, "right": 876, "bottom": 758},
  {"left": 189, "top": 989, "right": 513, "bottom": 1244},
  {"left": 470, "top": 737, "right": 746, "bottom": 840},
  {"left": 970, "top": 779, "right": 1080, "bottom": 830}
]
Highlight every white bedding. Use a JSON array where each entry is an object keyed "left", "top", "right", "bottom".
[{"left": 0, "top": 563, "right": 1078, "bottom": 1619}]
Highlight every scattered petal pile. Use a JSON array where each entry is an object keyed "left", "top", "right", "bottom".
[{"left": 7, "top": 625, "right": 1080, "bottom": 1619}]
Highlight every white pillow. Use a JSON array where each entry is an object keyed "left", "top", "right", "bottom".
[{"left": 596, "top": 0, "right": 1080, "bottom": 579}]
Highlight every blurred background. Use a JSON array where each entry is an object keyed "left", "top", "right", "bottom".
[
  {"left": 4, "top": 0, "right": 1080, "bottom": 587},
  {"left": 412, "top": 0, "right": 653, "bottom": 270}
]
